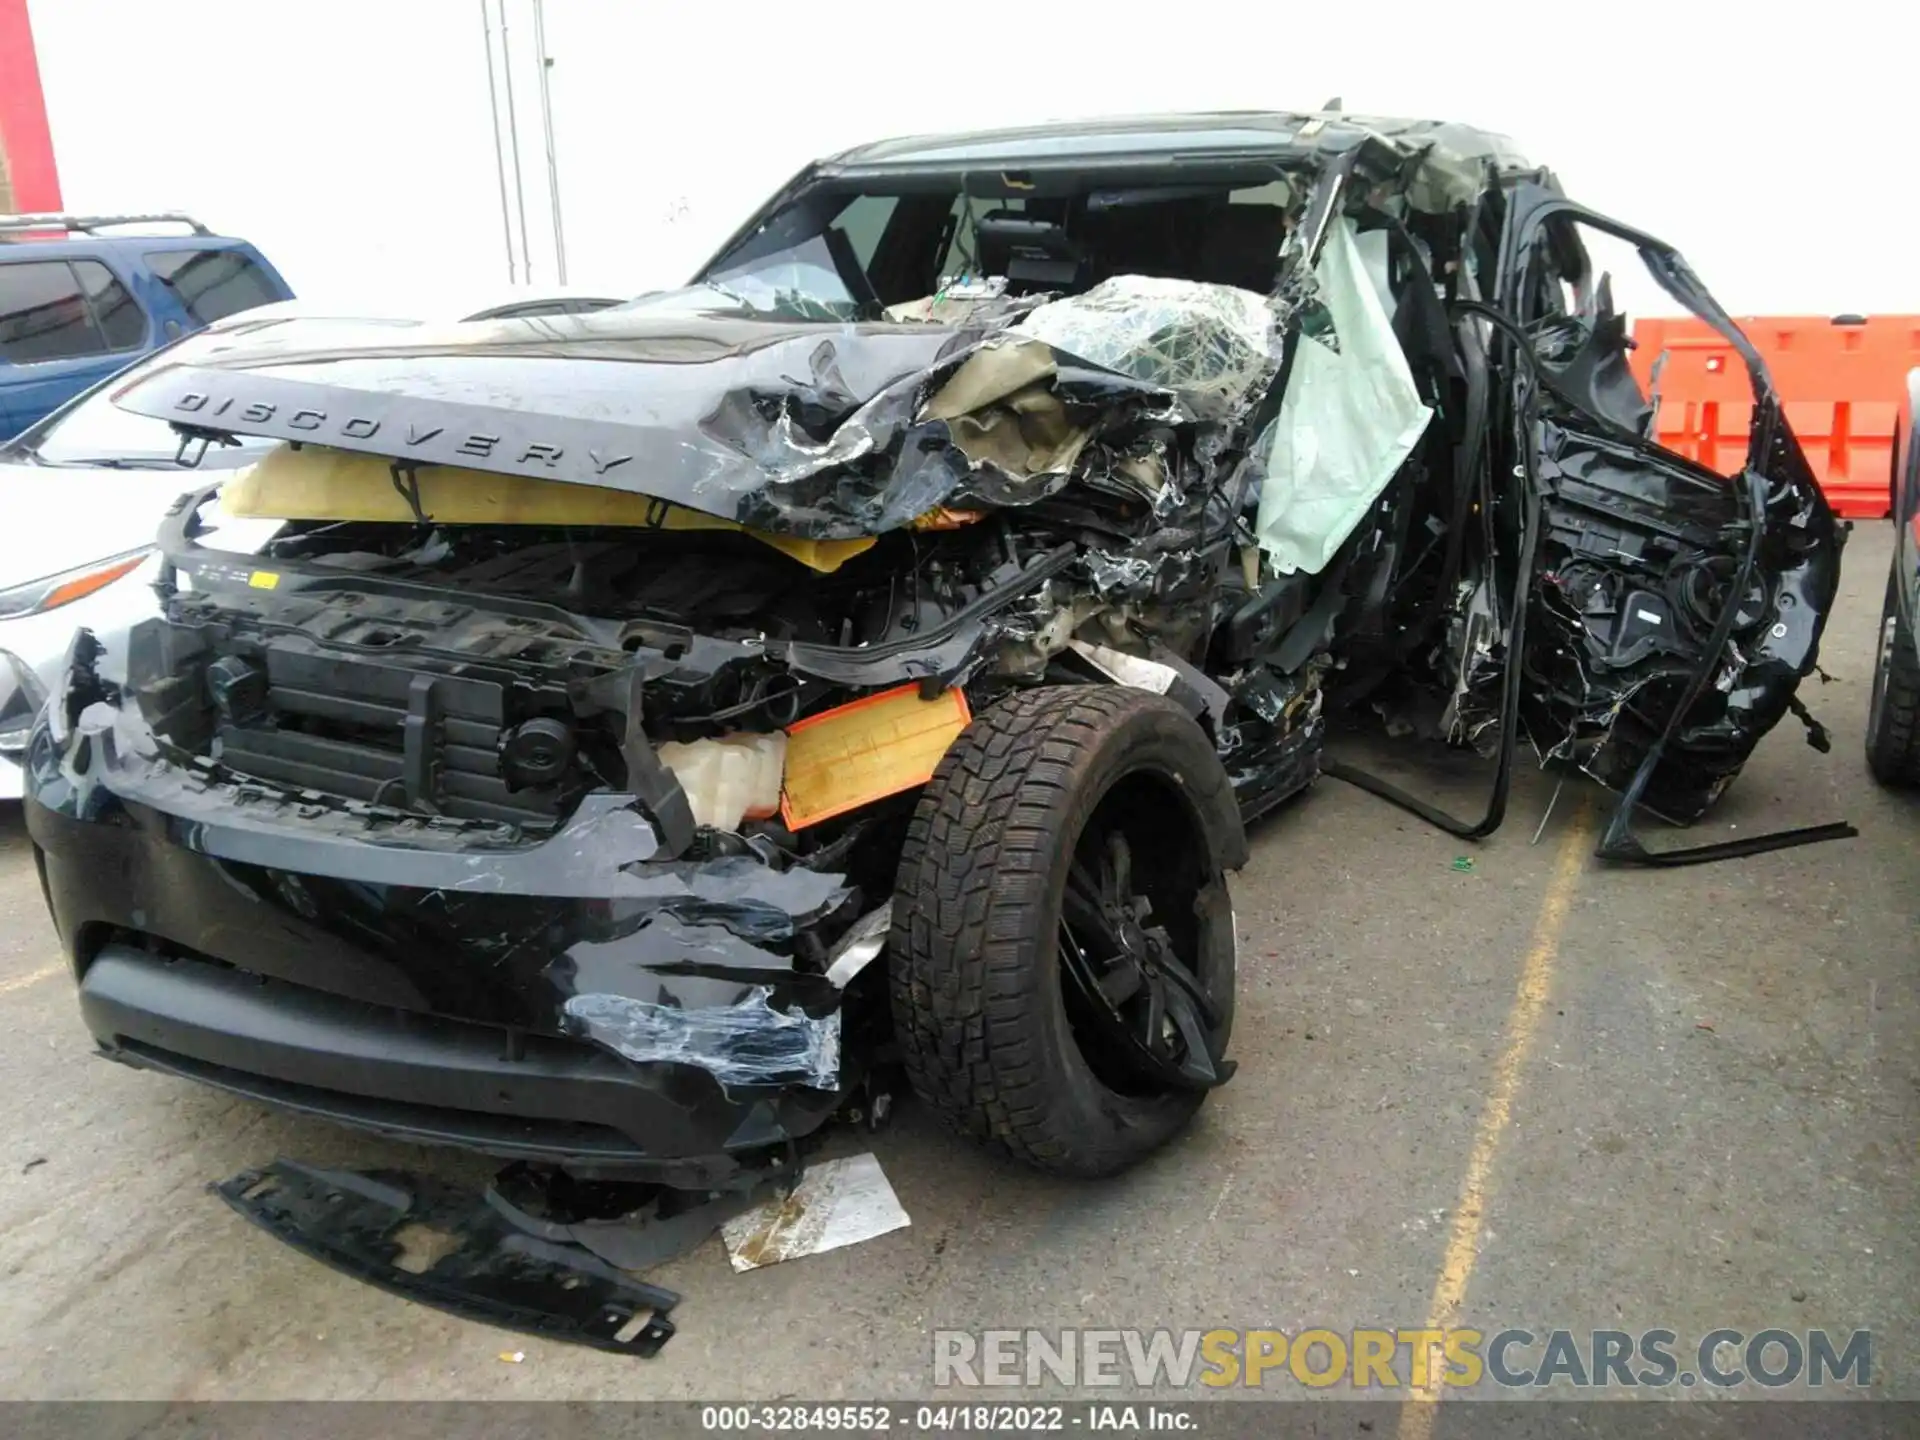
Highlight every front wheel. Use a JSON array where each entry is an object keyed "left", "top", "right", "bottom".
[{"left": 889, "top": 686, "right": 1243, "bottom": 1177}]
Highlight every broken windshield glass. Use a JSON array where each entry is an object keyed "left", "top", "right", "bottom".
[{"left": 704, "top": 233, "right": 864, "bottom": 322}]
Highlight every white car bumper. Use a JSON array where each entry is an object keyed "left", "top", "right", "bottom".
[{"left": 0, "top": 553, "right": 170, "bottom": 801}]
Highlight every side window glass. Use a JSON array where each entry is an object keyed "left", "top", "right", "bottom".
[
  {"left": 830, "top": 194, "right": 900, "bottom": 274},
  {"left": 145, "top": 248, "right": 281, "bottom": 324},
  {"left": 71, "top": 260, "right": 147, "bottom": 350},
  {"left": 0, "top": 260, "right": 107, "bottom": 363}
]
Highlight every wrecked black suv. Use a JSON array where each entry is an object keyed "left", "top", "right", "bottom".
[{"left": 24, "top": 112, "right": 1842, "bottom": 1184}]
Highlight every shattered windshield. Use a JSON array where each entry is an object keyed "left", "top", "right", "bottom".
[
  {"left": 703, "top": 233, "right": 863, "bottom": 321},
  {"left": 691, "top": 176, "right": 1305, "bottom": 322}
]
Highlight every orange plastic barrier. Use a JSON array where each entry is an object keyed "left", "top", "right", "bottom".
[{"left": 1628, "top": 315, "right": 1920, "bottom": 518}]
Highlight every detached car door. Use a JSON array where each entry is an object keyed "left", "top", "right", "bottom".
[{"left": 1493, "top": 183, "right": 1845, "bottom": 861}]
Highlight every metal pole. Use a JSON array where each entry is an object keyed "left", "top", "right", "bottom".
[
  {"left": 532, "top": 0, "right": 567, "bottom": 283},
  {"left": 499, "top": 0, "right": 534, "bottom": 285},
  {"left": 479, "top": 0, "right": 516, "bottom": 283}
]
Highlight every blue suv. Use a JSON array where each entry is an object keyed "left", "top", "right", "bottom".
[{"left": 0, "top": 212, "right": 292, "bottom": 438}]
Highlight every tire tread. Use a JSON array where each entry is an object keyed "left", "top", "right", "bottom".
[
  {"left": 889, "top": 686, "right": 1233, "bottom": 1175},
  {"left": 1868, "top": 570, "right": 1920, "bottom": 785}
]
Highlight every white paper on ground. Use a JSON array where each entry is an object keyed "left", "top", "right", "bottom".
[
  {"left": 720, "top": 1153, "right": 910, "bottom": 1272},
  {"left": 1255, "top": 215, "right": 1434, "bottom": 576}
]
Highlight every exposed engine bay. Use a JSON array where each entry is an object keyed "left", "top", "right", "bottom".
[{"left": 135, "top": 506, "right": 1261, "bottom": 837}]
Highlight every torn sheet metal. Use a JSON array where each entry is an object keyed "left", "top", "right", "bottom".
[
  {"left": 1255, "top": 215, "right": 1434, "bottom": 574},
  {"left": 106, "top": 309, "right": 1178, "bottom": 541},
  {"left": 216, "top": 1158, "right": 680, "bottom": 1356},
  {"left": 1068, "top": 639, "right": 1178, "bottom": 694},
  {"left": 824, "top": 904, "right": 892, "bottom": 988},
  {"left": 1015, "top": 276, "right": 1278, "bottom": 420},
  {"left": 920, "top": 335, "right": 1057, "bottom": 420},
  {"left": 1082, "top": 546, "right": 1207, "bottom": 599},
  {"left": 719, "top": 1152, "right": 909, "bottom": 1272}
]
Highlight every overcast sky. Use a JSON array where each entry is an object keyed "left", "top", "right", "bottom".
[{"left": 29, "top": 0, "right": 1915, "bottom": 324}]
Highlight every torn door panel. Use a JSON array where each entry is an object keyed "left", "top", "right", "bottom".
[
  {"left": 1503, "top": 198, "right": 1845, "bottom": 833},
  {"left": 1523, "top": 418, "right": 1837, "bottom": 821}
]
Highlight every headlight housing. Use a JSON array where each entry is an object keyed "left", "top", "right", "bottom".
[{"left": 0, "top": 547, "right": 152, "bottom": 622}]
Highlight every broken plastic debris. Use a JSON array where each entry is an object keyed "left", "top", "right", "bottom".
[
  {"left": 657, "top": 732, "right": 785, "bottom": 832},
  {"left": 214, "top": 1159, "right": 680, "bottom": 1357},
  {"left": 719, "top": 1153, "right": 909, "bottom": 1272},
  {"left": 484, "top": 1161, "right": 779, "bottom": 1273},
  {"left": 884, "top": 275, "right": 1009, "bottom": 324}
]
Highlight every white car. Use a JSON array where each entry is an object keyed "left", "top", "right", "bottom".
[
  {"left": 0, "top": 375, "right": 277, "bottom": 795},
  {"left": 0, "top": 311, "right": 417, "bottom": 796}
]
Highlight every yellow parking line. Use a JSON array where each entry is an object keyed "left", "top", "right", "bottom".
[
  {"left": 0, "top": 962, "right": 63, "bottom": 996},
  {"left": 1399, "top": 799, "right": 1593, "bottom": 1439}
]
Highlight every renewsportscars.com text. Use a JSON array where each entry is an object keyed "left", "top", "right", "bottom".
[{"left": 932, "top": 1327, "right": 1872, "bottom": 1391}]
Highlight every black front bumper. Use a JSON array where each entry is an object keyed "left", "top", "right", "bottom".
[
  {"left": 80, "top": 944, "right": 792, "bottom": 1179},
  {"left": 26, "top": 703, "right": 865, "bottom": 1187}
]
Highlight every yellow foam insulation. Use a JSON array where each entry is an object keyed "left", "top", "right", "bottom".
[
  {"left": 222, "top": 445, "right": 876, "bottom": 573},
  {"left": 780, "top": 684, "right": 972, "bottom": 830},
  {"left": 918, "top": 337, "right": 1090, "bottom": 477}
]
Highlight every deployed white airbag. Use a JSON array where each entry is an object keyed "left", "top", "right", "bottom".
[{"left": 1255, "top": 217, "right": 1434, "bottom": 575}]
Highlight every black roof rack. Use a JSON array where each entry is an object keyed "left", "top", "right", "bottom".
[{"left": 0, "top": 211, "right": 212, "bottom": 238}]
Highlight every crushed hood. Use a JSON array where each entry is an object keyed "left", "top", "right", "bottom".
[{"left": 104, "top": 305, "right": 1181, "bottom": 540}]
